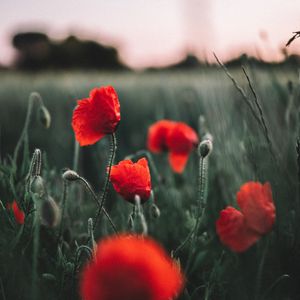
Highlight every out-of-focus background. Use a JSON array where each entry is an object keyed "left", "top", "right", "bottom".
[
  {"left": 1, "top": 0, "right": 300, "bottom": 70},
  {"left": 1, "top": 2, "right": 300, "bottom": 300}
]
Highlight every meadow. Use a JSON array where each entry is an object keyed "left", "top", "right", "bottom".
[{"left": 0, "top": 64, "right": 300, "bottom": 300}]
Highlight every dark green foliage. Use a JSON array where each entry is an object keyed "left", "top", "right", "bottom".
[{"left": 0, "top": 67, "right": 299, "bottom": 299}]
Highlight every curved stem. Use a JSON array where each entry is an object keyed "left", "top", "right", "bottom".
[
  {"left": 79, "top": 176, "right": 117, "bottom": 233},
  {"left": 173, "top": 157, "right": 207, "bottom": 257},
  {"left": 93, "top": 133, "right": 117, "bottom": 232},
  {"left": 13, "top": 93, "right": 43, "bottom": 166}
]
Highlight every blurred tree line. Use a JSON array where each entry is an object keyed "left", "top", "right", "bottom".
[
  {"left": 12, "top": 32, "right": 127, "bottom": 70},
  {"left": 8, "top": 31, "right": 300, "bottom": 71}
]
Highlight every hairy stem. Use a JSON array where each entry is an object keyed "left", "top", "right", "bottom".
[
  {"left": 78, "top": 176, "right": 117, "bottom": 233},
  {"left": 93, "top": 133, "right": 117, "bottom": 232},
  {"left": 57, "top": 180, "right": 68, "bottom": 244}
]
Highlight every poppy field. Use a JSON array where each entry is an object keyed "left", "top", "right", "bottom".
[{"left": 0, "top": 65, "right": 299, "bottom": 300}]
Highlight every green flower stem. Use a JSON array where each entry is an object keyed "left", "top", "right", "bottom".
[
  {"left": 78, "top": 176, "right": 117, "bottom": 233},
  {"left": 93, "top": 133, "right": 117, "bottom": 232},
  {"left": 254, "top": 237, "right": 269, "bottom": 300},
  {"left": 31, "top": 196, "right": 41, "bottom": 300},
  {"left": 57, "top": 180, "right": 68, "bottom": 245},
  {"left": 72, "top": 140, "right": 80, "bottom": 172}
]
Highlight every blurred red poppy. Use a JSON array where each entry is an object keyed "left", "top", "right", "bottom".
[
  {"left": 80, "top": 234, "right": 184, "bottom": 300},
  {"left": 147, "top": 120, "right": 198, "bottom": 173},
  {"left": 216, "top": 206, "right": 260, "bottom": 252},
  {"left": 216, "top": 181, "right": 275, "bottom": 252},
  {"left": 147, "top": 120, "right": 176, "bottom": 153},
  {"left": 166, "top": 122, "right": 199, "bottom": 173},
  {"left": 237, "top": 182, "right": 275, "bottom": 235},
  {"left": 72, "top": 86, "right": 120, "bottom": 146},
  {"left": 109, "top": 158, "right": 151, "bottom": 203},
  {"left": 10, "top": 200, "right": 25, "bottom": 225}
]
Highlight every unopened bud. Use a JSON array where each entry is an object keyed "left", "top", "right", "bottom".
[
  {"left": 38, "top": 105, "right": 51, "bottom": 129},
  {"left": 30, "top": 175, "right": 45, "bottom": 196},
  {"left": 62, "top": 170, "right": 80, "bottom": 181},
  {"left": 41, "top": 196, "right": 61, "bottom": 228},
  {"left": 150, "top": 204, "right": 161, "bottom": 218},
  {"left": 202, "top": 133, "right": 213, "bottom": 142},
  {"left": 198, "top": 139, "right": 213, "bottom": 158}
]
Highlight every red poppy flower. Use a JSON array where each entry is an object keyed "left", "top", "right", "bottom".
[
  {"left": 147, "top": 120, "right": 176, "bottom": 153},
  {"left": 72, "top": 86, "right": 121, "bottom": 146},
  {"left": 109, "top": 158, "right": 151, "bottom": 203},
  {"left": 216, "top": 207, "right": 260, "bottom": 252},
  {"left": 166, "top": 122, "right": 199, "bottom": 173},
  {"left": 237, "top": 182, "right": 275, "bottom": 235},
  {"left": 147, "top": 120, "right": 199, "bottom": 173},
  {"left": 216, "top": 181, "right": 276, "bottom": 252},
  {"left": 10, "top": 200, "right": 25, "bottom": 225},
  {"left": 80, "top": 234, "right": 184, "bottom": 300}
]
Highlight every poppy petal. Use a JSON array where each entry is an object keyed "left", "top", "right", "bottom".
[
  {"left": 168, "top": 152, "right": 189, "bottom": 174},
  {"left": 216, "top": 206, "right": 261, "bottom": 252},
  {"left": 237, "top": 181, "right": 275, "bottom": 235}
]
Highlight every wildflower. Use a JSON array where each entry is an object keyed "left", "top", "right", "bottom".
[
  {"left": 147, "top": 120, "right": 176, "bottom": 153},
  {"left": 110, "top": 158, "right": 151, "bottom": 203},
  {"left": 72, "top": 86, "right": 121, "bottom": 146},
  {"left": 147, "top": 120, "right": 199, "bottom": 173},
  {"left": 9, "top": 200, "right": 25, "bottom": 225},
  {"left": 237, "top": 181, "right": 275, "bottom": 234},
  {"left": 80, "top": 234, "right": 184, "bottom": 300},
  {"left": 216, "top": 207, "right": 260, "bottom": 252},
  {"left": 166, "top": 122, "right": 199, "bottom": 173},
  {"left": 216, "top": 181, "right": 276, "bottom": 252}
]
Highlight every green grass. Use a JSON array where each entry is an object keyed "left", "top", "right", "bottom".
[{"left": 0, "top": 65, "right": 300, "bottom": 300}]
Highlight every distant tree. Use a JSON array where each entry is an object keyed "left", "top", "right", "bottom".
[{"left": 12, "top": 32, "right": 127, "bottom": 70}]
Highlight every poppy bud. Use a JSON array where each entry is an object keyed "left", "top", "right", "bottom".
[
  {"left": 62, "top": 169, "right": 80, "bottom": 181},
  {"left": 41, "top": 196, "right": 61, "bottom": 228},
  {"left": 198, "top": 139, "right": 213, "bottom": 158},
  {"left": 30, "top": 175, "right": 45, "bottom": 196},
  {"left": 38, "top": 105, "right": 51, "bottom": 129},
  {"left": 151, "top": 203, "right": 161, "bottom": 218}
]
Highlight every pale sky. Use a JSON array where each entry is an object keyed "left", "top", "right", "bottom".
[{"left": 0, "top": 0, "right": 300, "bottom": 68}]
